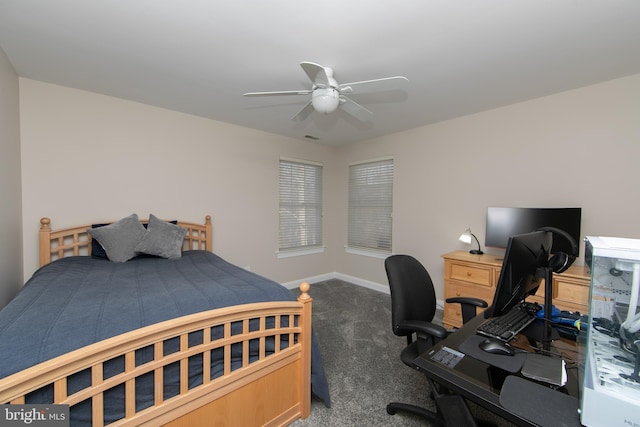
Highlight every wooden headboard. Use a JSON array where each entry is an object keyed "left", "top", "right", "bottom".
[{"left": 39, "top": 215, "right": 213, "bottom": 266}]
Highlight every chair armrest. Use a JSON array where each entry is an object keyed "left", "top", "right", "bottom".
[
  {"left": 399, "top": 320, "right": 448, "bottom": 340},
  {"left": 446, "top": 297, "right": 488, "bottom": 308},
  {"left": 446, "top": 297, "right": 489, "bottom": 324}
]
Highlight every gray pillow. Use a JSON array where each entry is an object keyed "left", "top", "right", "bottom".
[
  {"left": 87, "top": 213, "right": 146, "bottom": 262},
  {"left": 135, "top": 214, "right": 187, "bottom": 259}
]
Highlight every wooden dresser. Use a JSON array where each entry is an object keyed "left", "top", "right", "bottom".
[{"left": 442, "top": 251, "right": 590, "bottom": 328}]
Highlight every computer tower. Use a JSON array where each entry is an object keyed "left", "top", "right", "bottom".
[{"left": 581, "top": 237, "right": 640, "bottom": 427}]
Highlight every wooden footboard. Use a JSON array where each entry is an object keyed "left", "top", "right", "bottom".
[{"left": 0, "top": 283, "right": 312, "bottom": 426}]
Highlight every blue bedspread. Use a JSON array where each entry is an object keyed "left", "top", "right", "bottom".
[{"left": 0, "top": 251, "right": 330, "bottom": 409}]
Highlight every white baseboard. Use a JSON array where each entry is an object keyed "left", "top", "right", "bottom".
[
  {"left": 282, "top": 272, "right": 445, "bottom": 310},
  {"left": 281, "top": 273, "right": 335, "bottom": 290},
  {"left": 334, "top": 272, "right": 390, "bottom": 294}
]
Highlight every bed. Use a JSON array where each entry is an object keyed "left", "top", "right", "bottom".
[{"left": 0, "top": 215, "right": 329, "bottom": 426}]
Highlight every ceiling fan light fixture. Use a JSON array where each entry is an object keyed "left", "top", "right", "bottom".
[
  {"left": 311, "top": 88, "right": 340, "bottom": 114},
  {"left": 243, "top": 62, "right": 408, "bottom": 122}
]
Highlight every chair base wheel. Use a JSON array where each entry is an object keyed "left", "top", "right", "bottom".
[{"left": 386, "top": 402, "right": 439, "bottom": 423}]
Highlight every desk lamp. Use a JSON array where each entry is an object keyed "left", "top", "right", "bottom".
[{"left": 459, "top": 228, "right": 484, "bottom": 255}]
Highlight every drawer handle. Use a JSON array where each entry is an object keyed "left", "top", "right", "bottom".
[
  {"left": 466, "top": 272, "right": 472, "bottom": 276},
  {"left": 456, "top": 291, "right": 461, "bottom": 296}
]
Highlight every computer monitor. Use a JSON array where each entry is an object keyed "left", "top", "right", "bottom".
[
  {"left": 485, "top": 207, "right": 581, "bottom": 256},
  {"left": 485, "top": 230, "right": 553, "bottom": 318}
]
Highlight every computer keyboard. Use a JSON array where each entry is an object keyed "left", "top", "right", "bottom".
[{"left": 476, "top": 302, "right": 539, "bottom": 342}]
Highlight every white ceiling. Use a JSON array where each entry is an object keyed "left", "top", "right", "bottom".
[{"left": 1, "top": 1, "right": 639, "bottom": 146}]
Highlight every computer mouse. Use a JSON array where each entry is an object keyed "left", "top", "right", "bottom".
[{"left": 479, "top": 339, "right": 515, "bottom": 356}]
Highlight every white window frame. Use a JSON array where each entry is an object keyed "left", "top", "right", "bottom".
[
  {"left": 346, "top": 157, "right": 394, "bottom": 258},
  {"left": 277, "top": 157, "right": 324, "bottom": 258}
]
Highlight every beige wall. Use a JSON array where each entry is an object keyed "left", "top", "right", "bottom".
[
  {"left": 19, "top": 79, "right": 339, "bottom": 285},
  {"left": 0, "top": 47, "right": 23, "bottom": 307},
  {"left": 334, "top": 73, "right": 640, "bottom": 297},
  {"left": 16, "top": 73, "right": 640, "bottom": 304}
]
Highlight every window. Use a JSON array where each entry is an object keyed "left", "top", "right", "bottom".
[
  {"left": 278, "top": 158, "right": 323, "bottom": 256},
  {"left": 347, "top": 158, "right": 394, "bottom": 255}
]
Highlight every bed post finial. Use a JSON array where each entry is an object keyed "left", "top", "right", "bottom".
[
  {"left": 40, "top": 217, "right": 51, "bottom": 230},
  {"left": 298, "top": 282, "right": 311, "bottom": 301},
  {"left": 205, "top": 215, "right": 211, "bottom": 225}
]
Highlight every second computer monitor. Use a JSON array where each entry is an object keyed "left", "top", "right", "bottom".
[{"left": 486, "top": 230, "right": 553, "bottom": 318}]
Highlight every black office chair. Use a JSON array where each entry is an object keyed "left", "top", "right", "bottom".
[{"left": 385, "top": 254, "right": 489, "bottom": 426}]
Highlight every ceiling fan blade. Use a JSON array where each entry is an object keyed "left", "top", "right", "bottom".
[
  {"left": 291, "top": 101, "right": 315, "bottom": 122},
  {"left": 300, "top": 62, "right": 330, "bottom": 87},
  {"left": 340, "top": 97, "right": 373, "bottom": 121},
  {"left": 244, "top": 90, "right": 312, "bottom": 97},
  {"left": 339, "top": 76, "right": 408, "bottom": 95}
]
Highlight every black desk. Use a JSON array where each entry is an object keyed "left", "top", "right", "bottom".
[{"left": 413, "top": 314, "right": 585, "bottom": 427}]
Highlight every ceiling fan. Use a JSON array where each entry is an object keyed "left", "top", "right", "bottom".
[{"left": 243, "top": 62, "right": 408, "bottom": 122}]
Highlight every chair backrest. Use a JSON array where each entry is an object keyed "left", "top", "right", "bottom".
[{"left": 385, "top": 254, "right": 438, "bottom": 338}]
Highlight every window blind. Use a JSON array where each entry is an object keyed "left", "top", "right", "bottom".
[
  {"left": 279, "top": 159, "right": 323, "bottom": 252},
  {"left": 348, "top": 158, "right": 394, "bottom": 252}
]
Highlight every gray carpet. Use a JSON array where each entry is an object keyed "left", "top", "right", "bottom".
[{"left": 291, "top": 279, "right": 516, "bottom": 427}]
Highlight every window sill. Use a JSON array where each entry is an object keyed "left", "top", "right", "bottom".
[
  {"left": 277, "top": 246, "right": 325, "bottom": 259},
  {"left": 345, "top": 246, "right": 391, "bottom": 259}
]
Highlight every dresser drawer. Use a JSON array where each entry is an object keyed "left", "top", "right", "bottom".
[
  {"left": 532, "top": 275, "right": 590, "bottom": 314},
  {"left": 448, "top": 263, "right": 493, "bottom": 287}
]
